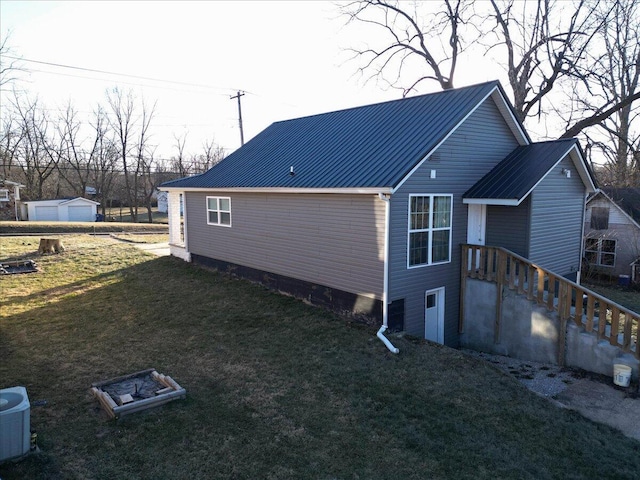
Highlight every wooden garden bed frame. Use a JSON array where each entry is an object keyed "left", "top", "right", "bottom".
[{"left": 90, "top": 368, "right": 186, "bottom": 419}]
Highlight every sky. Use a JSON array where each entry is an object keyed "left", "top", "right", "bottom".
[{"left": 0, "top": 1, "right": 498, "bottom": 159}]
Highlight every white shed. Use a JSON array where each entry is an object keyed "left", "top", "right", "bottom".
[{"left": 24, "top": 197, "right": 100, "bottom": 222}]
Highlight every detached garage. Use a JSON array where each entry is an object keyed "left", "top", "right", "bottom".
[{"left": 24, "top": 197, "right": 100, "bottom": 222}]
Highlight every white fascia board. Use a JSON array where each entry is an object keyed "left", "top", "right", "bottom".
[
  {"left": 391, "top": 85, "right": 529, "bottom": 194},
  {"left": 591, "top": 189, "right": 640, "bottom": 230},
  {"left": 462, "top": 198, "right": 521, "bottom": 206},
  {"left": 490, "top": 89, "right": 530, "bottom": 146},
  {"left": 60, "top": 197, "right": 100, "bottom": 206},
  {"left": 158, "top": 186, "right": 392, "bottom": 195},
  {"left": 568, "top": 147, "right": 597, "bottom": 193}
]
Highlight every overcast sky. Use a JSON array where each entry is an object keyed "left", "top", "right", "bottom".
[{"left": 1, "top": 1, "right": 497, "bottom": 158}]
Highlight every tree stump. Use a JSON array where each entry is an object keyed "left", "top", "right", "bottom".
[{"left": 38, "top": 238, "right": 65, "bottom": 255}]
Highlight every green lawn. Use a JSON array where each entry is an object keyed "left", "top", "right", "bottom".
[
  {"left": 1, "top": 236, "right": 639, "bottom": 480},
  {"left": 584, "top": 282, "right": 640, "bottom": 314}
]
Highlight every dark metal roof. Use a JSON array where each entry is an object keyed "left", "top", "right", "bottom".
[
  {"left": 162, "top": 81, "right": 511, "bottom": 190},
  {"left": 463, "top": 139, "right": 580, "bottom": 204}
]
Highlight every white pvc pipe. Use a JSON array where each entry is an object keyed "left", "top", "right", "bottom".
[
  {"left": 377, "top": 193, "right": 399, "bottom": 354},
  {"left": 377, "top": 325, "right": 399, "bottom": 354}
]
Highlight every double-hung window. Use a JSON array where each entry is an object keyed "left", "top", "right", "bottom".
[
  {"left": 207, "top": 196, "right": 231, "bottom": 226},
  {"left": 584, "top": 238, "right": 616, "bottom": 267},
  {"left": 408, "top": 194, "right": 453, "bottom": 268}
]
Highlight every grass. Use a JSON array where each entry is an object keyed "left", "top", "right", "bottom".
[
  {"left": 103, "top": 207, "right": 168, "bottom": 224},
  {"left": 584, "top": 282, "right": 640, "bottom": 314},
  {"left": 1, "top": 236, "right": 639, "bottom": 479}
]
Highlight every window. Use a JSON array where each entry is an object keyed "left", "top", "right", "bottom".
[
  {"left": 584, "top": 238, "right": 616, "bottom": 267},
  {"left": 590, "top": 207, "right": 609, "bottom": 230},
  {"left": 206, "top": 196, "right": 231, "bottom": 226},
  {"left": 408, "top": 194, "right": 452, "bottom": 267},
  {"left": 0, "top": 189, "right": 9, "bottom": 202}
]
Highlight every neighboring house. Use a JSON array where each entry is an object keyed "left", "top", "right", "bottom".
[
  {"left": 0, "top": 179, "right": 25, "bottom": 221},
  {"left": 156, "top": 190, "right": 183, "bottom": 214},
  {"left": 160, "top": 81, "right": 596, "bottom": 348},
  {"left": 584, "top": 187, "right": 640, "bottom": 282},
  {"left": 23, "top": 197, "right": 100, "bottom": 222},
  {"left": 157, "top": 191, "right": 168, "bottom": 213}
]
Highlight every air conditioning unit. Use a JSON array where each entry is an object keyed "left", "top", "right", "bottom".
[{"left": 0, "top": 386, "right": 31, "bottom": 462}]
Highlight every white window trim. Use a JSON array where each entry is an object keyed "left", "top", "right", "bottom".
[
  {"left": 206, "top": 196, "right": 232, "bottom": 227},
  {"left": 0, "top": 189, "right": 9, "bottom": 202},
  {"left": 585, "top": 238, "right": 616, "bottom": 267},
  {"left": 407, "top": 194, "right": 453, "bottom": 269}
]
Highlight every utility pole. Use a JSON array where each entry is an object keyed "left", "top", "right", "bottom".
[{"left": 230, "top": 91, "right": 245, "bottom": 146}]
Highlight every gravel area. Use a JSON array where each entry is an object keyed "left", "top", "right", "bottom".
[{"left": 462, "top": 349, "right": 583, "bottom": 398}]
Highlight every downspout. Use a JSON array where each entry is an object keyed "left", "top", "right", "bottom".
[{"left": 377, "top": 192, "right": 399, "bottom": 354}]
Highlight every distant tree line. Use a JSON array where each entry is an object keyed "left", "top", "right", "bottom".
[{"left": 0, "top": 87, "right": 225, "bottom": 222}]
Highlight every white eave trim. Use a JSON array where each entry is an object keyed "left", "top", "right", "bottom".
[
  {"left": 158, "top": 186, "right": 392, "bottom": 195},
  {"left": 463, "top": 198, "right": 521, "bottom": 206}
]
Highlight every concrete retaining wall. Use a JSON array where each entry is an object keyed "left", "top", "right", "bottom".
[{"left": 460, "top": 278, "right": 639, "bottom": 379}]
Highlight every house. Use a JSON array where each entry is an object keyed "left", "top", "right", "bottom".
[
  {"left": 160, "top": 81, "right": 596, "bottom": 349},
  {"left": 0, "top": 179, "right": 25, "bottom": 221},
  {"left": 584, "top": 187, "right": 640, "bottom": 283},
  {"left": 23, "top": 197, "right": 100, "bottom": 222}
]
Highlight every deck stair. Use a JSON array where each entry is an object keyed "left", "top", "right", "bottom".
[{"left": 461, "top": 245, "right": 639, "bottom": 368}]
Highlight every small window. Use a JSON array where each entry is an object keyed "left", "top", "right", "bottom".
[
  {"left": 0, "top": 189, "right": 9, "bottom": 202},
  {"left": 206, "top": 196, "right": 231, "bottom": 226},
  {"left": 590, "top": 207, "right": 609, "bottom": 230},
  {"left": 408, "top": 194, "right": 452, "bottom": 267}
]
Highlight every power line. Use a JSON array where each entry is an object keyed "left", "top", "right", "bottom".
[{"left": 3, "top": 55, "right": 246, "bottom": 93}]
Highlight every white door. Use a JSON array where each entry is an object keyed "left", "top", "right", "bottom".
[
  {"left": 35, "top": 206, "right": 59, "bottom": 221},
  {"left": 467, "top": 204, "right": 486, "bottom": 270},
  {"left": 68, "top": 205, "right": 93, "bottom": 221},
  {"left": 425, "top": 287, "right": 445, "bottom": 344},
  {"left": 467, "top": 204, "right": 486, "bottom": 245}
]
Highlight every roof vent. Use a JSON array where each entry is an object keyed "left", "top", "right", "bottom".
[{"left": 290, "top": 166, "right": 295, "bottom": 176}]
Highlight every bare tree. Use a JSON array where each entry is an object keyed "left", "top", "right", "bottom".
[
  {"left": 107, "top": 88, "right": 156, "bottom": 222},
  {"left": 484, "top": 0, "right": 600, "bottom": 123},
  {"left": 171, "top": 133, "right": 191, "bottom": 177},
  {"left": 341, "top": 0, "right": 475, "bottom": 94},
  {"left": 342, "top": 0, "right": 639, "bottom": 153},
  {"left": 0, "top": 114, "right": 25, "bottom": 180},
  {"left": 0, "top": 33, "right": 24, "bottom": 89},
  {"left": 57, "top": 103, "right": 92, "bottom": 197},
  {"left": 12, "top": 95, "right": 61, "bottom": 200},
  {"left": 87, "top": 106, "right": 118, "bottom": 217},
  {"left": 560, "top": 0, "right": 639, "bottom": 186},
  {"left": 195, "top": 138, "right": 226, "bottom": 173}
]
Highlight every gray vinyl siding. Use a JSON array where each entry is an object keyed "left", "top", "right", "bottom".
[
  {"left": 389, "top": 98, "right": 520, "bottom": 345},
  {"left": 486, "top": 198, "right": 530, "bottom": 257},
  {"left": 528, "top": 155, "right": 586, "bottom": 278},
  {"left": 185, "top": 192, "right": 385, "bottom": 299}
]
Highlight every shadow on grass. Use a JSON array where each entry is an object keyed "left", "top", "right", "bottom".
[{"left": 2, "top": 256, "right": 640, "bottom": 479}]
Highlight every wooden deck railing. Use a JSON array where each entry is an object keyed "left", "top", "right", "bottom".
[{"left": 460, "top": 244, "right": 640, "bottom": 361}]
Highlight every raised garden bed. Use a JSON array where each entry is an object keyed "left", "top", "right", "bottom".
[{"left": 90, "top": 369, "right": 186, "bottom": 419}]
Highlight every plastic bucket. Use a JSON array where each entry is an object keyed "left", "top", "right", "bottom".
[{"left": 613, "top": 364, "right": 632, "bottom": 387}]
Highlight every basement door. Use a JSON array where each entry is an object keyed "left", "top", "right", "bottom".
[{"left": 425, "top": 287, "right": 445, "bottom": 344}]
